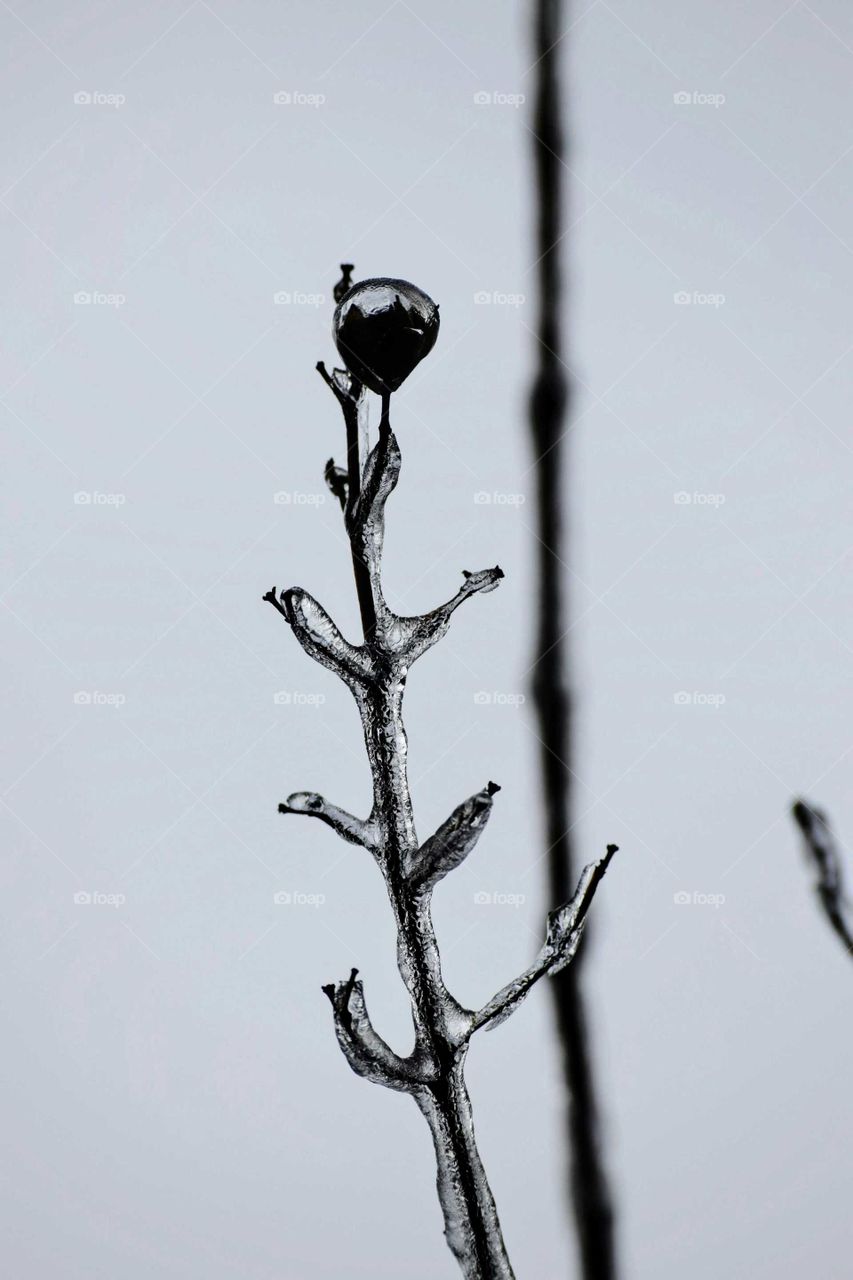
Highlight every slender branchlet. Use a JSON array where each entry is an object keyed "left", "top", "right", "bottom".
[
  {"left": 265, "top": 268, "right": 616, "bottom": 1278},
  {"left": 792, "top": 800, "right": 853, "bottom": 958},
  {"left": 529, "top": 2, "right": 618, "bottom": 1275}
]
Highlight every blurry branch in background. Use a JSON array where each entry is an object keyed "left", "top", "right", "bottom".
[
  {"left": 265, "top": 267, "right": 617, "bottom": 1278},
  {"left": 792, "top": 800, "right": 853, "bottom": 958},
  {"left": 528, "top": 1, "right": 619, "bottom": 1276}
]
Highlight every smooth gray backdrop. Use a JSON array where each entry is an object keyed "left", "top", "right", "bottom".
[{"left": 2, "top": 1, "right": 852, "bottom": 1276}]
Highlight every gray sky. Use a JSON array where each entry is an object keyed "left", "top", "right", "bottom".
[{"left": 2, "top": 1, "right": 852, "bottom": 1276}]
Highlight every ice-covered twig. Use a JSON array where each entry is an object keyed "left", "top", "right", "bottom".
[
  {"left": 280, "top": 792, "right": 378, "bottom": 851},
  {"left": 268, "top": 268, "right": 616, "bottom": 1280},
  {"left": 393, "top": 567, "right": 505, "bottom": 664},
  {"left": 267, "top": 586, "right": 369, "bottom": 691},
  {"left": 465, "top": 846, "right": 618, "bottom": 1040},
  {"left": 323, "top": 457, "right": 348, "bottom": 511},
  {"left": 408, "top": 781, "right": 501, "bottom": 890},
  {"left": 322, "top": 968, "right": 424, "bottom": 1090},
  {"left": 792, "top": 800, "right": 853, "bottom": 958}
]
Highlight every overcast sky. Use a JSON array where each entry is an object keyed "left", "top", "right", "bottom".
[{"left": 2, "top": 1, "right": 852, "bottom": 1277}]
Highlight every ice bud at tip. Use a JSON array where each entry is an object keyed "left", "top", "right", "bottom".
[{"left": 333, "top": 277, "right": 439, "bottom": 395}]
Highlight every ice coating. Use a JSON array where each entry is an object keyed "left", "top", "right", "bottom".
[
  {"left": 333, "top": 277, "right": 440, "bottom": 395},
  {"left": 266, "top": 343, "right": 615, "bottom": 1278}
]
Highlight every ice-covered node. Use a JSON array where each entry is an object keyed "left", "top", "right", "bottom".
[{"left": 333, "top": 278, "right": 439, "bottom": 395}]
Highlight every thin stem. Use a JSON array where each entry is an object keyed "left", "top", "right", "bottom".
[
  {"left": 278, "top": 282, "right": 615, "bottom": 1277},
  {"left": 344, "top": 384, "right": 377, "bottom": 643},
  {"left": 361, "top": 673, "right": 515, "bottom": 1278},
  {"left": 792, "top": 800, "right": 853, "bottom": 958},
  {"left": 530, "top": 1, "right": 617, "bottom": 1276},
  {"left": 353, "top": 391, "right": 513, "bottom": 1277}
]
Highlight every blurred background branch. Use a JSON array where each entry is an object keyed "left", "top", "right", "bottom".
[{"left": 529, "top": 1, "right": 618, "bottom": 1275}]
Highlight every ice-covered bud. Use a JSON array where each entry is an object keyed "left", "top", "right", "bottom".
[
  {"left": 333, "top": 278, "right": 439, "bottom": 395},
  {"left": 409, "top": 781, "right": 500, "bottom": 891}
]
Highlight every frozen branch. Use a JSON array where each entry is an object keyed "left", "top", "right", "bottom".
[
  {"left": 792, "top": 800, "right": 853, "bottom": 958},
  {"left": 268, "top": 268, "right": 616, "bottom": 1279},
  {"left": 465, "top": 846, "right": 618, "bottom": 1041},
  {"left": 280, "top": 791, "right": 378, "bottom": 851},
  {"left": 323, "top": 968, "right": 423, "bottom": 1091},
  {"left": 394, "top": 566, "right": 505, "bottom": 664},
  {"left": 316, "top": 350, "right": 374, "bottom": 637},
  {"left": 324, "top": 457, "right": 348, "bottom": 511},
  {"left": 264, "top": 586, "right": 369, "bottom": 691},
  {"left": 408, "top": 781, "right": 501, "bottom": 891}
]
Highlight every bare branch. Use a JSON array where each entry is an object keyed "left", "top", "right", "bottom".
[
  {"left": 465, "top": 846, "right": 617, "bottom": 1040},
  {"left": 324, "top": 458, "right": 348, "bottom": 511},
  {"left": 528, "top": 3, "right": 618, "bottom": 1272},
  {"left": 269, "top": 265, "right": 618, "bottom": 1280},
  {"left": 274, "top": 587, "right": 370, "bottom": 689},
  {"left": 792, "top": 800, "right": 853, "bottom": 958},
  {"left": 408, "top": 781, "right": 500, "bottom": 891},
  {"left": 322, "top": 968, "right": 423, "bottom": 1091},
  {"left": 316, "top": 359, "right": 359, "bottom": 411},
  {"left": 350, "top": 420, "right": 400, "bottom": 553},
  {"left": 333, "top": 262, "right": 355, "bottom": 303},
  {"left": 400, "top": 566, "right": 504, "bottom": 662},
  {"left": 280, "top": 791, "right": 377, "bottom": 850},
  {"left": 262, "top": 585, "right": 289, "bottom": 621}
]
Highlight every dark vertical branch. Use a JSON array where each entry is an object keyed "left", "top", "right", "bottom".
[
  {"left": 792, "top": 800, "right": 853, "bottom": 958},
  {"left": 529, "top": 2, "right": 618, "bottom": 1276}
]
